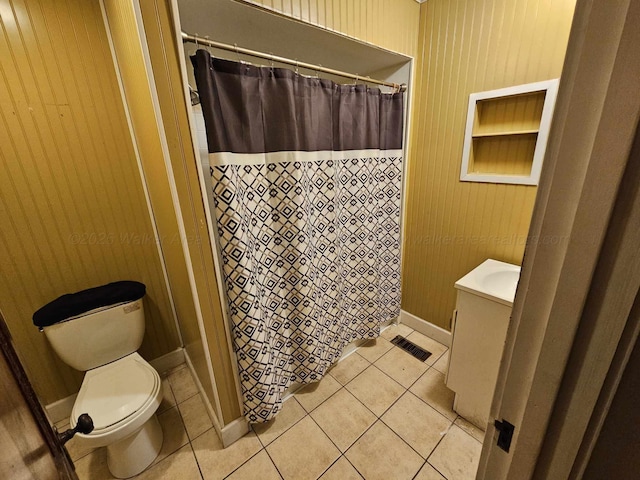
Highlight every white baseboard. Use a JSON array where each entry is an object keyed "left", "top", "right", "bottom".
[
  {"left": 46, "top": 393, "right": 78, "bottom": 426},
  {"left": 149, "top": 347, "right": 185, "bottom": 374},
  {"left": 221, "top": 416, "right": 250, "bottom": 447},
  {"left": 46, "top": 347, "right": 187, "bottom": 425},
  {"left": 400, "top": 310, "right": 452, "bottom": 347}
]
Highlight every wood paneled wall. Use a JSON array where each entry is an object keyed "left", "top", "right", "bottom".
[
  {"left": 0, "top": 0, "right": 180, "bottom": 404},
  {"left": 242, "top": 0, "right": 420, "bottom": 57},
  {"left": 137, "top": 0, "right": 242, "bottom": 424},
  {"left": 402, "top": 0, "right": 576, "bottom": 330}
]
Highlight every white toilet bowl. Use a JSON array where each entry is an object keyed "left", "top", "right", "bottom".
[{"left": 70, "top": 352, "right": 163, "bottom": 478}]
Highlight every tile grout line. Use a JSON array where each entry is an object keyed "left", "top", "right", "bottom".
[
  {"left": 323, "top": 417, "right": 379, "bottom": 479},
  {"left": 163, "top": 367, "right": 205, "bottom": 479},
  {"left": 340, "top": 454, "right": 366, "bottom": 480},
  {"left": 314, "top": 455, "right": 348, "bottom": 480},
  {"left": 261, "top": 444, "right": 286, "bottom": 480},
  {"left": 326, "top": 351, "right": 369, "bottom": 386},
  {"left": 377, "top": 402, "right": 454, "bottom": 460},
  {"left": 188, "top": 439, "right": 207, "bottom": 480},
  {"left": 427, "top": 458, "right": 450, "bottom": 480},
  {"left": 374, "top": 347, "right": 428, "bottom": 389},
  {"left": 253, "top": 398, "right": 309, "bottom": 448},
  {"left": 296, "top": 380, "right": 343, "bottom": 415},
  {"left": 425, "top": 422, "right": 456, "bottom": 466},
  {"left": 186, "top": 423, "right": 216, "bottom": 444},
  {"left": 220, "top": 447, "right": 273, "bottom": 479},
  {"left": 391, "top": 350, "right": 456, "bottom": 412}
]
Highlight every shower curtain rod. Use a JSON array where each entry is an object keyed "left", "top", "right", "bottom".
[{"left": 181, "top": 31, "right": 407, "bottom": 92}]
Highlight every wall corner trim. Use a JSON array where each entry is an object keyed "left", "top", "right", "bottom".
[
  {"left": 400, "top": 310, "right": 452, "bottom": 347},
  {"left": 148, "top": 348, "right": 186, "bottom": 375},
  {"left": 221, "top": 416, "right": 251, "bottom": 448}
]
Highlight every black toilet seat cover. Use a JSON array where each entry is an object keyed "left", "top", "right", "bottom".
[{"left": 33, "top": 281, "right": 146, "bottom": 328}]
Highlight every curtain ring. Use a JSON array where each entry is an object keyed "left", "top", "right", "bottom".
[
  {"left": 353, "top": 74, "right": 359, "bottom": 88},
  {"left": 315, "top": 64, "right": 321, "bottom": 79},
  {"left": 234, "top": 43, "right": 241, "bottom": 63},
  {"left": 190, "top": 33, "right": 199, "bottom": 55},
  {"left": 295, "top": 60, "right": 299, "bottom": 75},
  {"left": 204, "top": 35, "right": 212, "bottom": 54}
]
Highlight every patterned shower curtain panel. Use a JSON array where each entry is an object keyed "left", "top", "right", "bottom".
[{"left": 192, "top": 50, "right": 404, "bottom": 423}]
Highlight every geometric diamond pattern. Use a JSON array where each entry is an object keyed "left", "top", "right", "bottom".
[{"left": 212, "top": 154, "right": 402, "bottom": 423}]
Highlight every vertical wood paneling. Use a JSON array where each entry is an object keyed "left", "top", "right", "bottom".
[
  {"left": 402, "top": 0, "right": 576, "bottom": 330},
  {"left": 138, "top": 0, "right": 242, "bottom": 423},
  {"left": 0, "top": 0, "right": 180, "bottom": 404},
  {"left": 241, "top": 0, "right": 420, "bottom": 57}
]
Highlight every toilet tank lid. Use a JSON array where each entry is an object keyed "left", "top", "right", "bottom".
[{"left": 33, "top": 281, "right": 146, "bottom": 328}]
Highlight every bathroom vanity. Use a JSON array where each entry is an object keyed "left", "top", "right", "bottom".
[{"left": 446, "top": 259, "right": 521, "bottom": 430}]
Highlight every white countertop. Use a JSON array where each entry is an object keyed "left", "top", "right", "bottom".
[{"left": 454, "top": 259, "right": 521, "bottom": 306}]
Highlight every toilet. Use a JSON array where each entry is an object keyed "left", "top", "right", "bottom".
[{"left": 33, "top": 281, "right": 163, "bottom": 479}]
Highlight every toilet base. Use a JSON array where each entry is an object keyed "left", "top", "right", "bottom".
[{"left": 106, "top": 414, "right": 163, "bottom": 479}]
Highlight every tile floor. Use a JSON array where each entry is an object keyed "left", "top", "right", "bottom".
[{"left": 66, "top": 324, "right": 484, "bottom": 480}]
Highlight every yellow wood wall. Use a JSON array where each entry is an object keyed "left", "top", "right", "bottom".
[
  {"left": 0, "top": 0, "right": 180, "bottom": 404},
  {"left": 402, "top": 0, "right": 577, "bottom": 330},
  {"left": 137, "top": 0, "right": 242, "bottom": 424},
  {"left": 242, "top": 0, "right": 420, "bottom": 57}
]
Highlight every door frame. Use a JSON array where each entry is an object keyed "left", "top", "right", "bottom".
[
  {"left": 477, "top": 0, "right": 640, "bottom": 477},
  {"left": 0, "top": 311, "right": 78, "bottom": 479}
]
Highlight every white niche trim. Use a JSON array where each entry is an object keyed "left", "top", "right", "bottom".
[{"left": 460, "top": 79, "right": 560, "bottom": 186}]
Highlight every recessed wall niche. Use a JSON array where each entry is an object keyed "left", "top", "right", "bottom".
[{"left": 460, "top": 79, "right": 559, "bottom": 185}]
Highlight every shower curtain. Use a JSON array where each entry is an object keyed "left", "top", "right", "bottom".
[{"left": 191, "top": 50, "right": 404, "bottom": 423}]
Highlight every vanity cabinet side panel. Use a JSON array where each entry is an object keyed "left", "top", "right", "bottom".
[{"left": 446, "top": 291, "right": 512, "bottom": 427}]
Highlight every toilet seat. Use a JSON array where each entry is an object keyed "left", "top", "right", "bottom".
[{"left": 71, "top": 352, "right": 162, "bottom": 448}]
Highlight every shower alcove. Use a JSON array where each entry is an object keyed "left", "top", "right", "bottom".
[{"left": 172, "top": 0, "right": 414, "bottom": 445}]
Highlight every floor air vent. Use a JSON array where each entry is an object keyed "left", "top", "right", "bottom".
[{"left": 390, "top": 335, "right": 432, "bottom": 362}]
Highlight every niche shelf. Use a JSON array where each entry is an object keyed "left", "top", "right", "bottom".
[{"left": 460, "top": 79, "right": 559, "bottom": 185}]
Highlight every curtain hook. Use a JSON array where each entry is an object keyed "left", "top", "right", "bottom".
[
  {"left": 353, "top": 74, "right": 359, "bottom": 88},
  {"left": 295, "top": 60, "right": 299, "bottom": 75},
  {"left": 315, "top": 64, "right": 321, "bottom": 79},
  {"left": 204, "top": 35, "right": 212, "bottom": 54},
  {"left": 234, "top": 43, "right": 241, "bottom": 63},
  {"left": 190, "top": 33, "right": 199, "bottom": 55}
]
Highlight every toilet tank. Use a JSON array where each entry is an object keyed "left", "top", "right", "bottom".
[{"left": 33, "top": 281, "right": 147, "bottom": 371}]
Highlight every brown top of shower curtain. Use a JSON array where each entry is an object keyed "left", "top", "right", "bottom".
[{"left": 191, "top": 49, "right": 404, "bottom": 154}]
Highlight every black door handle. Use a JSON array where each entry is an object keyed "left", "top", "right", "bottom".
[{"left": 57, "top": 413, "right": 94, "bottom": 445}]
